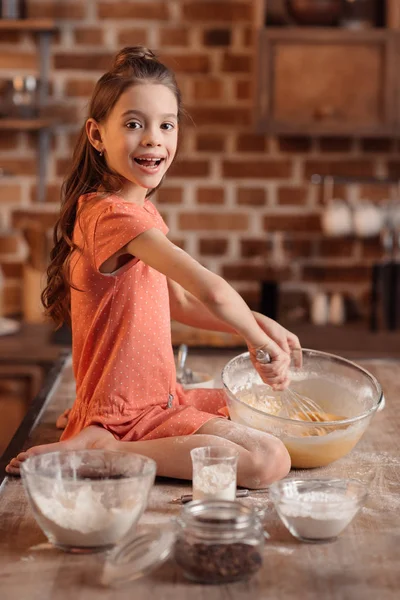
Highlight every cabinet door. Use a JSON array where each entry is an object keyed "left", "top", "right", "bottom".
[{"left": 256, "top": 29, "right": 397, "bottom": 136}]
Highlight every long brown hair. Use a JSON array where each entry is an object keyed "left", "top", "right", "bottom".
[{"left": 41, "top": 47, "right": 183, "bottom": 329}]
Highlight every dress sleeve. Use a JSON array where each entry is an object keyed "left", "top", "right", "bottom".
[{"left": 93, "top": 201, "right": 157, "bottom": 271}]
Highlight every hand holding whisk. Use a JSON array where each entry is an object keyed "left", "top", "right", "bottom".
[{"left": 254, "top": 348, "right": 329, "bottom": 423}]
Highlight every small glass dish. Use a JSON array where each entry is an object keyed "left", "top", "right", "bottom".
[
  {"left": 269, "top": 478, "right": 368, "bottom": 543},
  {"left": 21, "top": 449, "right": 156, "bottom": 553}
]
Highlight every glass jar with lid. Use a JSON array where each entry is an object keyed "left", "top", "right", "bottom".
[{"left": 174, "top": 500, "right": 265, "bottom": 584}]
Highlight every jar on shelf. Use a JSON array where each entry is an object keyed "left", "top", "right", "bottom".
[{"left": 174, "top": 500, "right": 265, "bottom": 584}]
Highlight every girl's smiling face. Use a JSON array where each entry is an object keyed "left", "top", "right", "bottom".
[{"left": 87, "top": 82, "right": 179, "bottom": 202}]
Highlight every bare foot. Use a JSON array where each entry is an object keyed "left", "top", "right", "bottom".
[
  {"left": 5, "top": 426, "right": 116, "bottom": 476},
  {"left": 56, "top": 408, "right": 71, "bottom": 430}
]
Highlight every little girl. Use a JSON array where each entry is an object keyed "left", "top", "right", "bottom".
[{"left": 7, "top": 47, "right": 301, "bottom": 488}]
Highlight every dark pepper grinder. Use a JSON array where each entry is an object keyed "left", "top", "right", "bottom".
[{"left": 0, "top": 0, "right": 27, "bottom": 19}]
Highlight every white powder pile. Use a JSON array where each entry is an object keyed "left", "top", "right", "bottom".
[
  {"left": 192, "top": 463, "right": 237, "bottom": 501},
  {"left": 277, "top": 491, "right": 359, "bottom": 540},
  {"left": 31, "top": 482, "right": 142, "bottom": 548}
]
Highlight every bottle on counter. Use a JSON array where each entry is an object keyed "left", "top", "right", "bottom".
[{"left": 0, "top": 0, "right": 27, "bottom": 19}]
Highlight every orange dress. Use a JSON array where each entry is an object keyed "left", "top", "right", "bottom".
[{"left": 61, "top": 194, "right": 227, "bottom": 442}]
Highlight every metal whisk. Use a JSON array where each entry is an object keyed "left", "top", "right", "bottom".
[{"left": 254, "top": 348, "right": 328, "bottom": 422}]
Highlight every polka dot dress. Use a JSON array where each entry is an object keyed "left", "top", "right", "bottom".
[{"left": 61, "top": 194, "right": 227, "bottom": 443}]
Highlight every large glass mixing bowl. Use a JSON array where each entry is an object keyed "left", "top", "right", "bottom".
[
  {"left": 21, "top": 449, "right": 156, "bottom": 553},
  {"left": 221, "top": 349, "right": 383, "bottom": 468}
]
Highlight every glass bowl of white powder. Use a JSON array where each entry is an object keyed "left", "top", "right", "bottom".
[
  {"left": 269, "top": 478, "right": 368, "bottom": 542},
  {"left": 21, "top": 449, "right": 156, "bottom": 553}
]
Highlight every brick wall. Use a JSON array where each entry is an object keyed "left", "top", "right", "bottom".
[{"left": 0, "top": 0, "right": 397, "bottom": 320}]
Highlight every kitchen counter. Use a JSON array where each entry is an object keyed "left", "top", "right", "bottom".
[{"left": 0, "top": 352, "right": 399, "bottom": 600}]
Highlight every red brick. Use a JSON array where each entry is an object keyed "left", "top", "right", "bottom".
[
  {"left": 157, "top": 187, "right": 183, "bottom": 204},
  {"left": 183, "top": 2, "right": 251, "bottom": 22},
  {"left": 240, "top": 288, "right": 260, "bottom": 311},
  {"left": 0, "top": 32, "right": 22, "bottom": 43},
  {"left": 74, "top": 27, "right": 104, "bottom": 45},
  {"left": 192, "top": 78, "right": 224, "bottom": 101},
  {"left": 277, "top": 187, "right": 308, "bottom": 206},
  {"left": 0, "top": 52, "right": 36, "bottom": 69},
  {"left": 223, "top": 160, "right": 292, "bottom": 179},
  {"left": 199, "top": 239, "right": 228, "bottom": 255},
  {"left": 169, "top": 159, "right": 210, "bottom": 178},
  {"left": 56, "top": 159, "right": 72, "bottom": 177},
  {"left": 304, "top": 160, "right": 375, "bottom": 179},
  {"left": 30, "top": 184, "right": 61, "bottom": 204},
  {"left": 222, "top": 53, "right": 252, "bottom": 73},
  {"left": 278, "top": 137, "right": 312, "bottom": 153},
  {"left": 1, "top": 263, "right": 23, "bottom": 278},
  {"left": 284, "top": 238, "right": 314, "bottom": 258},
  {"left": 237, "top": 188, "right": 266, "bottom": 206},
  {"left": 196, "top": 133, "right": 225, "bottom": 152},
  {"left": 0, "top": 185, "right": 22, "bottom": 204},
  {"left": 98, "top": 1, "right": 169, "bottom": 20},
  {"left": 28, "top": 1, "right": 85, "bottom": 19},
  {"left": 179, "top": 213, "right": 248, "bottom": 231},
  {"left": 263, "top": 214, "right": 322, "bottom": 232},
  {"left": 203, "top": 29, "right": 231, "bottom": 46},
  {"left": 358, "top": 184, "right": 392, "bottom": 202},
  {"left": 222, "top": 264, "right": 291, "bottom": 281},
  {"left": 12, "top": 208, "right": 59, "bottom": 230},
  {"left": 65, "top": 79, "right": 96, "bottom": 97},
  {"left": 0, "top": 159, "right": 36, "bottom": 176},
  {"left": 189, "top": 107, "right": 251, "bottom": 126},
  {"left": 160, "top": 27, "right": 190, "bottom": 47},
  {"left": 319, "top": 137, "right": 352, "bottom": 152},
  {"left": 360, "top": 237, "right": 381, "bottom": 260},
  {"left": 161, "top": 54, "right": 210, "bottom": 74},
  {"left": 236, "top": 79, "right": 252, "bottom": 100},
  {"left": 3, "top": 281, "right": 22, "bottom": 316},
  {"left": 236, "top": 133, "right": 266, "bottom": 152},
  {"left": 197, "top": 187, "right": 225, "bottom": 204},
  {"left": 303, "top": 265, "right": 371, "bottom": 284},
  {"left": 241, "top": 239, "right": 270, "bottom": 258},
  {"left": 117, "top": 28, "right": 149, "bottom": 47},
  {"left": 317, "top": 238, "right": 357, "bottom": 258},
  {"left": 361, "top": 138, "right": 394, "bottom": 153},
  {"left": 0, "top": 132, "right": 20, "bottom": 150},
  {"left": 55, "top": 53, "right": 113, "bottom": 71},
  {"left": 387, "top": 161, "right": 400, "bottom": 179}
]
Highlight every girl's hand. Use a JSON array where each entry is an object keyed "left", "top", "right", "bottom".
[
  {"left": 248, "top": 315, "right": 302, "bottom": 390},
  {"left": 248, "top": 339, "right": 291, "bottom": 391},
  {"left": 252, "top": 312, "right": 301, "bottom": 358}
]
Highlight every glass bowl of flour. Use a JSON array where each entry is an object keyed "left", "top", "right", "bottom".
[
  {"left": 269, "top": 478, "right": 368, "bottom": 542},
  {"left": 21, "top": 449, "right": 156, "bottom": 553},
  {"left": 222, "top": 349, "right": 383, "bottom": 468}
]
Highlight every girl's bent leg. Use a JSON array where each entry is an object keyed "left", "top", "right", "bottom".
[{"left": 112, "top": 419, "right": 290, "bottom": 488}]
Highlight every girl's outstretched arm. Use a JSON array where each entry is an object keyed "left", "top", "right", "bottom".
[{"left": 125, "top": 229, "right": 294, "bottom": 388}]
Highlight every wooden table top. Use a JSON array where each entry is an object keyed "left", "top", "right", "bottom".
[{"left": 0, "top": 353, "right": 399, "bottom": 600}]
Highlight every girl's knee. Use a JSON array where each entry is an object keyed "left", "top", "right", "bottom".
[{"left": 243, "top": 438, "right": 291, "bottom": 489}]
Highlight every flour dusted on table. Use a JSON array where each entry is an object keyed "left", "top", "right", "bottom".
[
  {"left": 192, "top": 463, "right": 237, "bottom": 501},
  {"left": 30, "top": 482, "right": 142, "bottom": 548}
]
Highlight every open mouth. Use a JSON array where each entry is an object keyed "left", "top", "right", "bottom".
[{"left": 134, "top": 157, "right": 164, "bottom": 169}]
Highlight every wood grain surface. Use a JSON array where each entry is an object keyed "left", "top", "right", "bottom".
[{"left": 0, "top": 354, "right": 399, "bottom": 600}]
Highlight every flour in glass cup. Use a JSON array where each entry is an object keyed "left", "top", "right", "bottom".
[{"left": 192, "top": 463, "right": 237, "bottom": 501}]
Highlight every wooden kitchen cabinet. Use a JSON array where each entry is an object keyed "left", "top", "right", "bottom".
[{"left": 255, "top": 29, "right": 398, "bottom": 136}]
